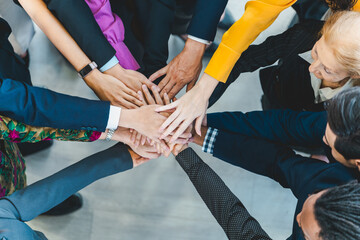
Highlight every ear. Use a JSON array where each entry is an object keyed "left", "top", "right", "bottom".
[{"left": 355, "top": 159, "right": 360, "bottom": 172}]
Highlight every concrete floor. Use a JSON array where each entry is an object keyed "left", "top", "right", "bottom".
[{"left": 23, "top": 1, "right": 300, "bottom": 239}]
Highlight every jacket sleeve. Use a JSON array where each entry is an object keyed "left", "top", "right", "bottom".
[
  {"left": 3, "top": 142, "right": 132, "bottom": 222},
  {"left": 0, "top": 78, "right": 110, "bottom": 132},
  {"left": 176, "top": 148, "right": 272, "bottom": 240},
  {"left": 186, "top": 0, "right": 228, "bottom": 41},
  {"left": 231, "top": 20, "right": 323, "bottom": 74},
  {"left": 0, "top": 115, "right": 101, "bottom": 143},
  {"left": 207, "top": 110, "right": 326, "bottom": 148},
  {"left": 204, "top": 0, "right": 297, "bottom": 83},
  {"left": 44, "top": 0, "right": 116, "bottom": 68}
]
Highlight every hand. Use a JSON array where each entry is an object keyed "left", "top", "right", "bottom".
[
  {"left": 155, "top": 74, "right": 219, "bottom": 142},
  {"left": 105, "top": 64, "right": 157, "bottom": 92},
  {"left": 119, "top": 105, "right": 168, "bottom": 146},
  {"left": 128, "top": 148, "right": 151, "bottom": 168},
  {"left": 149, "top": 38, "right": 205, "bottom": 99},
  {"left": 113, "top": 127, "right": 160, "bottom": 159},
  {"left": 84, "top": 69, "right": 143, "bottom": 109}
]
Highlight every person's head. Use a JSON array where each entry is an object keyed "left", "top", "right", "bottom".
[
  {"left": 309, "top": 11, "right": 360, "bottom": 84},
  {"left": 296, "top": 181, "right": 360, "bottom": 240},
  {"left": 324, "top": 87, "right": 360, "bottom": 170},
  {"left": 324, "top": 0, "right": 358, "bottom": 11}
]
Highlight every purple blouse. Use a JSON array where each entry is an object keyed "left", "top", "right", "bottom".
[{"left": 84, "top": 0, "right": 140, "bottom": 70}]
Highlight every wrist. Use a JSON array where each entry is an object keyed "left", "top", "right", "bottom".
[
  {"left": 184, "top": 38, "right": 206, "bottom": 55},
  {"left": 83, "top": 68, "right": 102, "bottom": 87},
  {"left": 196, "top": 73, "right": 219, "bottom": 99},
  {"left": 104, "top": 63, "right": 126, "bottom": 80},
  {"left": 118, "top": 109, "right": 137, "bottom": 129}
]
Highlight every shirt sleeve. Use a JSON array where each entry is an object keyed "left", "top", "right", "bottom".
[
  {"left": 204, "top": 0, "right": 297, "bottom": 83},
  {"left": 106, "top": 105, "right": 121, "bottom": 130}
]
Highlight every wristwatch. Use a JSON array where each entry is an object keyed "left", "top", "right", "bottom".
[
  {"left": 78, "top": 61, "right": 98, "bottom": 78},
  {"left": 105, "top": 128, "right": 116, "bottom": 141}
]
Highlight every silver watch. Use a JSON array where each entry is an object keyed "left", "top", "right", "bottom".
[{"left": 105, "top": 129, "right": 116, "bottom": 141}]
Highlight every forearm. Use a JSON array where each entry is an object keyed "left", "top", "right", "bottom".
[
  {"left": 205, "top": 0, "right": 296, "bottom": 83},
  {"left": 18, "top": 0, "right": 91, "bottom": 71},
  {"left": 6, "top": 143, "right": 132, "bottom": 221},
  {"left": 176, "top": 148, "right": 271, "bottom": 240},
  {"left": 0, "top": 115, "right": 102, "bottom": 143},
  {"left": 206, "top": 110, "right": 326, "bottom": 147},
  {"left": 0, "top": 78, "right": 109, "bottom": 132}
]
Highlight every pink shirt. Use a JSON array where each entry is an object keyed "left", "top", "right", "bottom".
[{"left": 85, "top": 0, "right": 140, "bottom": 70}]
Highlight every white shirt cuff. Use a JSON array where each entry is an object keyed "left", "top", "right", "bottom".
[
  {"left": 106, "top": 105, "right": 122, "bottom": 130},
  {"left": 188, "top": 35, "right": 211, "bottom": 45},
  {"left": 99, "top": 56, "right": 119, "bottom": 72}
]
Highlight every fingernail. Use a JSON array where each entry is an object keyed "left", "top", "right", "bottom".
[
  {"left": 164, "top": 93, "right": 168, "bottom": 97},
  {"left": 157, "top": 86, "right": 161, "bottom": 91},
  {"left": 142, "top": 84, "right": 147, "bottom": 89}
]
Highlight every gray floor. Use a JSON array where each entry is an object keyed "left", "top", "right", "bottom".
[{"left": 23, "top": 1, "right": 299, "bottom": 239}]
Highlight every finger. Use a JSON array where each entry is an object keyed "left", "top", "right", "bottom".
[
  {"left": 202, "top": 114, "right": 207, "bottom": 126},
  {"left": 141, "top": 77, "right": 158, "bottom": 90},
  {"left": 137, "top": 132, "right": 144, "bottom": 146},
  {"left": 159, "top": 109, "right": 181, "bottom": 134},
  {"left": 160, "top": 113, "right": 184, "bottom": 139},
  {"left": 141, "top": 135, "right": 146, "bottom": 145},
  {"left": 157, "top": 74, "right": 171, "bottom": 92},
  {"left": 169, "top": 120, "right": 192, "bottom": 143},
  {"left": 149, "top": 65, "right": 169, "bottom": 82},
  {"left": 169, "top": 131, "right": 192, "bottom": 139},
  {"left": 118, "top": 99, "right": 138, "bottom": 109},
  {"left": 160, "top": 79, "right": 176, "bottom": 97},
  {"left": 137, "top": 91, "right": 147, "bottom": 105},
  {"left": 129, "top": 128, "right": 133, "bottom": 133},
  {"left": 195, "top": 114, "right": 205, "bottom": 136},
  {"left": 186, "top": 79, "right": 196, "bottom": 92},
  {"left": 155, "top": 101, "right": 179, "bottom": 112},
  {"left": 174, "top": 144, "right": 184, "bottom": 156},
  {"left": 142, "top": 85, "right": 156, "bottom": 105},
  {"left": 156, "top": 143, "right": 160, "bottom": 154},
  {"left": 152, "top": 86, "right": 164, "bottom": 105},
  {"left": 123, "top": 94, "right": 144, "bottom": 107},
  {"left": 163, "top": 93, "right": 170, "bottom": 105},
  {"left": 167, "top": 83, "right": 183, "bottom": 99},
  {"left": 159, "top": 140, "right": 170, "bottom": 152},
  {"left": 131, "top": 130, "right": 137, "bottom": 143}
]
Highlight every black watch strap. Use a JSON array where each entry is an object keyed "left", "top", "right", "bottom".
[{"left": 78, "top": 61, "right": 98, "bottom": 78}]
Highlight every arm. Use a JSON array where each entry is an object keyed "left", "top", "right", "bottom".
[
  {"left": 155, "top": 0, "right": 298, "bottom": 140},
  {"left": 18, "top": 0, "right": 143, "bottom": 108},
  {"left": 176, "top": 148, "right": 272, "bottom": 240},
  {"left": 206, "top": 110, "right": 326, "bottom": 147},
  {"left": 0, "top": 115, "right": 102, "bottom": 143},
  {"left": 2, "top": 143, "right": 133, "bottom": 222},
  {"left": 231, "top": 20, "right": 323, "bottom": 73},
  {"left": 0, "top": 78, "right": 109, "bottom": 132}
]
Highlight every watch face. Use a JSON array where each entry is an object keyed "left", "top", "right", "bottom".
[{"left": 79, "top": 62, "right": 97, "bottom": 78}]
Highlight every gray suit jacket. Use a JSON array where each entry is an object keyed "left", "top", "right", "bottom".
[{"left": 0, "top": 143, "right": 132, "bottom": 239}]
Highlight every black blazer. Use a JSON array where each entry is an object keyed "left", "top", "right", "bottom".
[
  {"left": 176, "top": 148, "right": 272, "bottom": 240},
  {"left": 206, "top": 110, "right": 360, "bottom": 239},
  {"left": 209, "top": 20, "right": 325, "bottom": 110}
]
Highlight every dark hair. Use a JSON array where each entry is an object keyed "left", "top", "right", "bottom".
[
  {"left": 327, "top": 87, "right": 360, "bottom": 160},
  {"left": 323, "top": 0, "right": 358, "bottom": 11},
  {"left": 314, "top": 181, "right": 360, "bottom": 240}
]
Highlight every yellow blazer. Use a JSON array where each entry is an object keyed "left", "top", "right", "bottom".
[{"left": 205, "top": 0, "right": 360, "bottom": 83}]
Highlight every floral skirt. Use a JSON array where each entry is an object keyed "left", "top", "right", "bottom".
[{"left": 0, "top": 141, "right": 26, "bottom": 197}]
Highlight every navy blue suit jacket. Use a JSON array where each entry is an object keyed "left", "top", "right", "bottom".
[
  {"left": 0, "top": 143, "right": 133, "bottom": 239},
  {"left": 0, "top": 18, "right": 110, "bottom": 132},
  {"left": 206, "top": 110, "right": 360, "bottom": 239}
]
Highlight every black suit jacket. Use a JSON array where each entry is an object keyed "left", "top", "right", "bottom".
[
  {"left": 176, "top": 148, "right": 272, "bottom": 240},
  {"left": 209, "top": 20, "right": 325, "bottom": 109},
  {"left": 206, "top": 110, "right": 360, "bottom": 239}
]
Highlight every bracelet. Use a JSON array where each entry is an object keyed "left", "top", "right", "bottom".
[
  {"left": 78, "top": 61, "right": 98, "bottom": 78},
  {"left": 105, "top": 129, "right": 116, "bottom": 141}
]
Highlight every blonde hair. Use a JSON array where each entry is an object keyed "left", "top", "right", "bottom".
[{"left": 322, "top": 11, "right": 360, "bottom": 77}]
